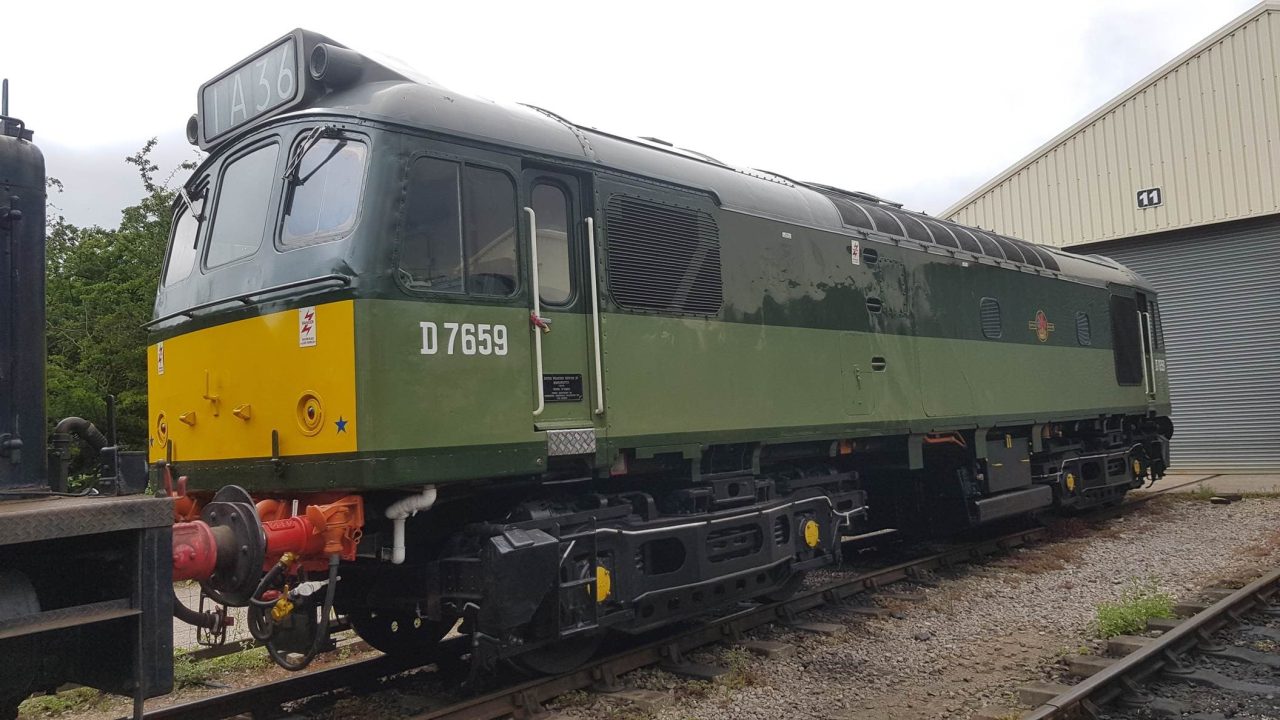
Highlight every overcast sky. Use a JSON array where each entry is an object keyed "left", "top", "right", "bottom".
[{"left": 1, "top": 0, "right": 1258, "bottom": 228}]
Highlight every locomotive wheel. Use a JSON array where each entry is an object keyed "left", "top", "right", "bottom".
[
  {"left": 508, "top": 633, "right": 603, "bottom": 676},
  {"left": 345, "top": 607, "right": 448, "bottom": 657}
]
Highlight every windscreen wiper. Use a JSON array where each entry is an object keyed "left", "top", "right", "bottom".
[
  {"left": 282, "top": 124, "right": 338, "bottom": 183},
  {"left": 177, "top": 184, "right": 204, "bottom": 222}
]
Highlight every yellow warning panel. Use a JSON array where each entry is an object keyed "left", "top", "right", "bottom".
[{"left": 147, "top": 301, "right": 357, "bottom": 462}]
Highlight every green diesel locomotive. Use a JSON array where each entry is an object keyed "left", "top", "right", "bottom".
[{"left": 154, "top": 30, "right": 1171, "bottom": 672}]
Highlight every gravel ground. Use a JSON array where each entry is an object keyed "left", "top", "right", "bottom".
[{"left": 552, "top": 495, "right": 1280, "bottom": 720}]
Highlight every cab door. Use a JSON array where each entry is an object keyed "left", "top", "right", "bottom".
[{"left": 523, "top": 169, "right": 601, "bottom": 439}]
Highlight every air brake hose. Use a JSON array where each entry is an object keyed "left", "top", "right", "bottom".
[
  {"left": 171, "top": 589, "right": 224, "bottom": 631},
  {"left": 247, "top": 556, "right": 294, "bottom": 643},
  {"left": 248, "top": 557, "right": 292, "bottom": 609},
  {"left": 262, "top": 553, "right": 339, "bottom": 671}
]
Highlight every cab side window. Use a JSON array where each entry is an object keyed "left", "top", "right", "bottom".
[
  {"left": 533, "top": 183, "right": 572, "bottom": 305},
  {"left": 1110, "top": 294, "right": 1143, "bottom": 386},
  {"left": 463, "top": 167, "right": 518, "bottom": 296},
  {"left": 399, "top": 157, "right": 518, "bottom": 296}
]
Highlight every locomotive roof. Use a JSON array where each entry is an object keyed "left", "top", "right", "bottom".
[{"left": 199, "top": 31, "right": 1150, "bottom": 291}]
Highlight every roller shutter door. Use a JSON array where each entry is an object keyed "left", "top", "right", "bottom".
[{"left": 1085, "top": 215, "right": 1280, "bottom": 471}]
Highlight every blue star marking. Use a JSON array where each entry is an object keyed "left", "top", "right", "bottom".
[{"left": 335, "top": 417, "right": 348, "bottom": 433}]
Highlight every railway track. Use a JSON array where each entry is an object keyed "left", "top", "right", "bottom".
[
  {"left": 1020, "top": 566, "right": 1280, "bottom": 719},
  {"left": 140, "top": 477, "right": 1216, "bottom": 720}
]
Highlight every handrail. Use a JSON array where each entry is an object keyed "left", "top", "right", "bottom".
[
  {"left": 524, "top": 207, "right": 545, "bottom": 417},
  {"left": 585, "top": 216, "right": 605, "bottom": 416},
  {"left": 143, "top": 274, "right": 351, "bottom": 329},
  {"left": 1146, "top": 308, "right": 1157, "bottom": 397}
]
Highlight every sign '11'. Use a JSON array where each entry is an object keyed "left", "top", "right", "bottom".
[{"left": 1136, "top": 187, "right": 1163, "bottom": 209}]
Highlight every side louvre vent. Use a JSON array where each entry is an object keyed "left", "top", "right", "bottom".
[
  {"left": 1075, "top": 312, "right": 1092, "bottom": 346},
  {"left": 980, "top": 297, "right": 1003, "bottom": 339},
  {"left": 605, "top": 195, "right": 722, "bottom": 315}
]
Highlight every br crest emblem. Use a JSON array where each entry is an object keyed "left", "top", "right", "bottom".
[{"left": 1028, "top": 310, "right": 1056, "bottom": 342}]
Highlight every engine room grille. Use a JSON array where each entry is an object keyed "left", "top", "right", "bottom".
[
  {"left": 980, "top": 297, "right": 1003, "bottom": 339},
  {"left": 605, "top": 195, "right": 722, "bottom": 315},
  {"left": 1075, "top": 311, "right": 1092, "bottom": 346}
]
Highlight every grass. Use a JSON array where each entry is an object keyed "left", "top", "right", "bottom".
[
  {"left": 172, "top": 645, "right": 272, "bottom": 689},
  {"left": 17, "top": 687, "right": 105, "bottom": 718},
  {"left": 1094, "top": 578, "right": 1175, "bottom": 638},
  {"left": 17, "top": 645, "right": 275, "bottom": 716}
]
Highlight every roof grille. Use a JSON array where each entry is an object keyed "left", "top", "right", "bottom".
[{"left": 815, "top": 188, "right": 1062, "bottom": 272}]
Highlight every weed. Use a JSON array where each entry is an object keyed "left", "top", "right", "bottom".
[
  {"left": 1055, "top": 643, "right": 1092, "bottom": 659},
  {"left": 17, "top": 687, "right": 104, "bottom": 717},
  {"left": 172, "top": 646, "right": 271, "bottom": 689},
  {"left": 718, "top": 646, "right": 762, "bottom": 691},
  {"left": 1189, "top": 483, "right": 1219, "bottom": 501},
  {"left": 335, "top": 642, "right": 358, "bottom": 661},
  {"left": 1094, "top": 578, "right": 1175, "bottom": 638},
  {"left": 674, "top": 680, "right": 714, "bottom": 700}
]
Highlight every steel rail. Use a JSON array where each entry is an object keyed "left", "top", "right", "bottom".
[{"left": 1024, "top": 565, "right": 1280, "bottom": 719}]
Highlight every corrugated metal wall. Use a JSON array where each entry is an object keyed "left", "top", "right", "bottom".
[
  {"left": 945, "top": 5, "right": 1280, "bottom": 249},
  {"left": 1088, "top": 215, "right": 1280, "bottom": 471}
]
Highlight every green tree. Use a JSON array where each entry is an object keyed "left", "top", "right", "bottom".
[{"left": 45, "top": 139, "right": 194, "bottom": 451}]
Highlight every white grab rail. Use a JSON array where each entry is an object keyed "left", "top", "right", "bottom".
[
  {"left": 524, "top": 207, "right": 545, "bottom": 417},
  {"left": 585, "top": 216, "right": 606, "bottom": 416}
]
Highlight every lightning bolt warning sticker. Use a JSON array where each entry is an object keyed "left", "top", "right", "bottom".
[{"left": 299, "top": 306, "right": 317, "bottom": 347}]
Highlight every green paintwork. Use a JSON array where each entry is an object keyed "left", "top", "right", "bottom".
[
  {"left": 595, "top": 313, "right": 1160, "bottom": 447},
  {"left": 154, "top": 113, "right": 1172, "bottom": 495},
  {"left": 355, "top": 300, "right": 538, "bottom": 451},
  {"left": 534, "top": 308, "right": 597, "bottom": 429}
]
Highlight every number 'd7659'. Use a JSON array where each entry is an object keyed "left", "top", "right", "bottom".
[{"left": 419, "top": 322, "right": 509, "bottom": 356}]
